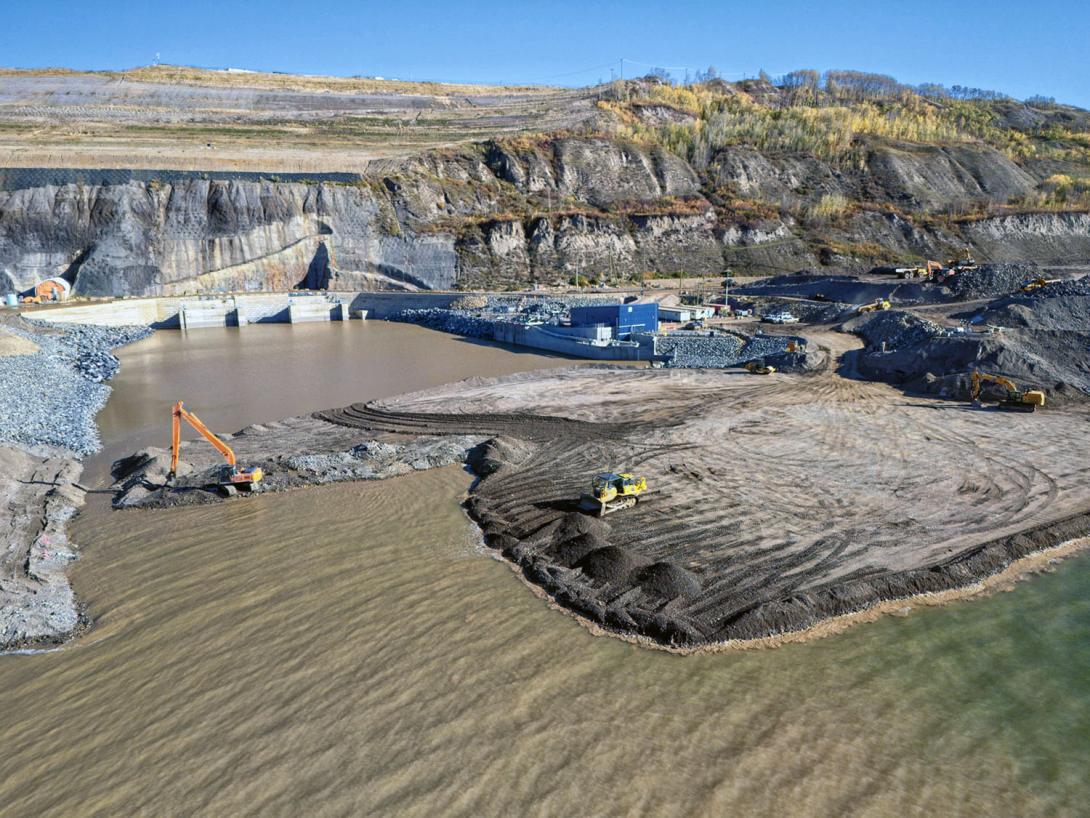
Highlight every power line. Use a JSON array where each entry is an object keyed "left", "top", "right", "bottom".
[{"left": 523, "top": 60, "right": 621, "bottom": 84}]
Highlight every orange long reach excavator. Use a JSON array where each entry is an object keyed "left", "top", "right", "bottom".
[{"left": 167, "top": 401, "right": 264, "bottom": 495}]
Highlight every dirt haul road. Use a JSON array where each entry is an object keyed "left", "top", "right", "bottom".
[{"left": 314, "top": 333, "right": 1090, "bottom": 648}]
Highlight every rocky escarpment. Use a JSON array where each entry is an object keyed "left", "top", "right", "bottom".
[{"left": 2, "top": 135, "right": 1089, "bottom": 297}]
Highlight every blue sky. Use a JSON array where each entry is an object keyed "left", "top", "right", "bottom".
[{"left": 3, "top": 0, "right": 1088, "bottom": 107}]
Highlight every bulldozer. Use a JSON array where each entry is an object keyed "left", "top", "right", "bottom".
[
  {"left": 746, "top": 361, "right": 776, "bottom": 375},
  {"left": 856, "top": 298, "right": 892, "bottom": 314},
  {"left": 580, "top": 472, "right": 647, "bottom": 517},
  {"left": 1021, "top": 277, "right": 1061, "bottom": 293},
  {"left": 167, "top": 400, "right": 264, "bottom": 495},
  {"left": 969, "top": 372, "right": 1045, "bottom": 413}
]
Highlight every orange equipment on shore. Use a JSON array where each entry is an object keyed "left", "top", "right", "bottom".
[{"left": 167, "top": 401, "right": 263, "bottom": 495}]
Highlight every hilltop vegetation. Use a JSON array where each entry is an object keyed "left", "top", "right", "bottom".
[{"left": 603, "top": 70, "right": 1090, "bottom": 165}]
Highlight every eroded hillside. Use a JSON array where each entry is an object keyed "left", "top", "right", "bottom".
[{"left": 2, "top": 69, "right": 1089, "bottom": 294}]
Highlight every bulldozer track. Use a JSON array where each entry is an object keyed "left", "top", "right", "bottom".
[{"left": 303, "top": 341, "right": 1090, "bottom": 647}]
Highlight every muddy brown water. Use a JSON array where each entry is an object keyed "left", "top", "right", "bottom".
[{"left": 2, "top": 322, "right": 1089, "bottom": 816}]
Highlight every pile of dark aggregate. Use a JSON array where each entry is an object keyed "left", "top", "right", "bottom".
[
  {"left": 852, "top": 296, "right": 1090, "bottom": 400},
  {"left": 658, "top": 330, "right": 801, "bottom": 369},
  {"left": 941, "top": 262, "right": 1041, "bottom": 301},
  {"left": 0, "top": 319, "right": 151, "bottom": 454},
  {"left": 392, "top": 295, "right": 623, "bottom": 337},
  {"left": 391, "top": 308, "right": 497, "bottom": 338}
]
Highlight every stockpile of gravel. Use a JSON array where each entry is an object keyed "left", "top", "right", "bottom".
[
  {"left": 943, "top": 262, "right": 1039, "bottom": 301},
  {"left": 393, "top": 295, "right": 624, "bottom": 336},
  {"left": 634, "top": 562, "right": 702, "bottom": 600},
  {"left": 974, "top": 275, "right": 1090, "bottom": 330},
  {"left": 657, "top": 330, "right": 798, "bottom": 369},
  {"left": 574, "top": 545, "right": 645, "bottom": 584},
  {"left": 739, "top": 334, "right": 799, "bottom": 360},
  {"left": 391, "top": 308, "right": 497, "bottom": 338},
  {"left": 0, "top": 320, "right": 152, "bottom": 454},
  {"left": 853, "top": 310, "right": 942, "bottom": 351},
  {"left": 657, "top": 332, "right": 744, "bottom": 368}
]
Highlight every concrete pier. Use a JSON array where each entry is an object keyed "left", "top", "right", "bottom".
[
  {"left": 288, "top": 300, "right": 334, "bottom": 323},
  {"left": 179, "top": 302, "right": 229, "bottom": 330}
]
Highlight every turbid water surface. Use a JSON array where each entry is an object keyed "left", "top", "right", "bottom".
[{"left": 2, "top": 322, "right": 1089, "bottom": 816}]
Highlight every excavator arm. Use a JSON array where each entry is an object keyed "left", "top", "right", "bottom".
[
  {"left": 970, "top": 371, "right": 1018, "bottom": 401},
  {"left": 168, "top": 401, "right": 237, "bottom": 480},
  {"left": 969, "top": 372, "right": 1045, "bottom": 410}
]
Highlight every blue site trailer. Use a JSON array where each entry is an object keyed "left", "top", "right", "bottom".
[{"left": 569, "top": 303, "right": 658, "bottom": 336}]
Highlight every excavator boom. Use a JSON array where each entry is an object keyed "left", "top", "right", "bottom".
[{"left": 168, "top": 401, "right": 262, "bottom": 491}]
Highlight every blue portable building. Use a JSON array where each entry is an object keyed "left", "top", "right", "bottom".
[{"left": 569, "top": 303, "right": 658, "bottom": 336}]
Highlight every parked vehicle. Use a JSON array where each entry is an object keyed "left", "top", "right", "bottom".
[{"left": 762, "top": 311, "right": 799, "bottom": 324}]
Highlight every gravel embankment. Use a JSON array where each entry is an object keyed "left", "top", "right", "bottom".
[
  {"left": 657, "top": 331, "right": 802, "bottom": 368},
  {"left": 391, "top": 295, "right": 623, "bottom": 339},
  {"left": 0, "top": 319, "right": 152, "bottom": 454}
]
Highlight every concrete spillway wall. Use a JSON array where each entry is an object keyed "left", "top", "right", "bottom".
[
  {"left": 31, "top": 292, "right": 363, "bottom": 329},
  {"left": 493, "top": 323, "right": 646, "bottom": 360},
  {"left": 25, "top": 291, "right": 482, "bottom": 327}
]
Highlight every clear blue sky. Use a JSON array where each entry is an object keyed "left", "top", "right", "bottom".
[{"left": 4, "top": 0, "right": 1089, "bottom": 107}]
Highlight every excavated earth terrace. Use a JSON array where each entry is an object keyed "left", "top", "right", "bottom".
[{"left": 114, "top": 341, "right": 1090, "bottom": 649}]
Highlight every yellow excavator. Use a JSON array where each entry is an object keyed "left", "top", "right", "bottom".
[
  {"left": 167, "top": 400, "right": 264, "bottom": 495},
  {"left": 969, "top": 372, "right": 1045, "bottom": 413},
  {"left": 581, "top": 472, "right": 647, "bottom": 517},
  {"left": 856, "top": 298, "right": 892, "bottom": 314},
  {"left": 1021, "top": 277, "right": 1061, "bottom": 293},
  {"left": 746, "top": 361, "right": 776, "bottom": 375}
]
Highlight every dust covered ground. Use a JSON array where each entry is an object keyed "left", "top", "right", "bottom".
[{"left": 116, "top": 332, "right": 1090, "bottom": 648}]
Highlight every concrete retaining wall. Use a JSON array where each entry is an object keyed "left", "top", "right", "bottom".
[
  {"left": 30, "top": 292, "right": 359, "bottom": 329},
  {"left": 494, "top": 323, "right": 645, "bottom": 360}
]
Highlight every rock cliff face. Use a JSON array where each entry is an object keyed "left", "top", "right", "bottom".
[{"left": 1, "top": 136, "right": 1088, "bottom": 296}]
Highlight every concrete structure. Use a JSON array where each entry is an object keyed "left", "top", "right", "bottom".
[
  {"left": 494, "top": 323, "right": 644, "bottom": 360},
  {"left": 659, "top": 306, "right": 692, "bottom": 323},
  {"left": 180, "top": 301, "right": 230, "bottom": 330},
  {"left": 570, "top": 303, "right": 658, "bottom": 336},
  {"left": 32, "top": 292, "right": 370, "bottom": 329}
]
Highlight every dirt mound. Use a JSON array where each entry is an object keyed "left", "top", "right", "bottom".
[
  {"left": 969, "top": 276, "right": 1090, "bottom": 331},
  {"left": 550, "top": 532, "right": 609, "bottom": 567},
  {"left": 634, "top": 562, "right": 702, "bottom": 600},
  {"left": 552, "top": 511, "right": 611, "bottom": 543},
  {"left": 942, "top": 262, "right": 1039, "bottom": 301},
  {"left": 466, "top": 436, "right": 535, "bottom": 476},
  {"left": 574, "top": 546, "right": 646, "bottom": 584},
  {"left": 852, "top": 300, "right": 1090, "bottom": 400},
  {"left": 851, "top": 309, "right": 942, "bottom": 350},
  {"left": 738, "top": 264, "right": 1041, "bottom": 310}
]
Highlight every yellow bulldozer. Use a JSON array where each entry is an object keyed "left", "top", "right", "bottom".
[
  {"left": 856, "top": 298, "right": 892, "bottom": 314},
  {"left": 581, "top": 472, "right": 647, "bottom": 517},
  {"left": 969, "top": 372, "right": 1045, "bottom": 413},
  {"left": 1021, "top": 277, "right": 1061, "bottom": 293},
  {"left": 746, "top": 361, "right": 776, "bottom": 375}
]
